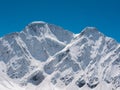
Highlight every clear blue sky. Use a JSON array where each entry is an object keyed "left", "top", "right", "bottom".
[{"left": 0, "top": 0, "right": 120, "bottom": 42}]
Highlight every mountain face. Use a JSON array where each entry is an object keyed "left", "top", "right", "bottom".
[{"left": 0, "top": 21, "right": 120, "bottom": 90}]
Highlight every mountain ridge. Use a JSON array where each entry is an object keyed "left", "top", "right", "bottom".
[{"left": 0, "top": 21, "right": 120, "bottom": 90}]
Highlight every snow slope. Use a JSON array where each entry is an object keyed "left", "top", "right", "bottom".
[{"left": 0, "top": 21, "right": 120, "bottom": 90}]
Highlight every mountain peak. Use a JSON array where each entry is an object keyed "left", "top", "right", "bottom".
[
  {"left": 23, "top": 21, "right": 74, "bottom": 43},
  {"left": 81, "top": 27, "right": 99, "bottom": 34},
  {"left": 79, "top": 26, "right": 103, "bottom": 38},
  {"left": 23, "top": 21, "right": 49, "bottom": 36}
]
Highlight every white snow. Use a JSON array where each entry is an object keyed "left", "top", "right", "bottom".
[{"left": 0, "top": 22, "right": 120, "bottom": 90}]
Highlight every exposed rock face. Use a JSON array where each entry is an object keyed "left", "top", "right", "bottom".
[{"left": 28, "top": 71, "right": 45, "bottom": 85}]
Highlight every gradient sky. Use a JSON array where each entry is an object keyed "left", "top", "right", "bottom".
[{"left": 0, "top": 0, "right": 120, "bottom": 42}]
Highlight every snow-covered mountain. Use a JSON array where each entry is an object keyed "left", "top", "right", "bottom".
[{"left": 0, "top": 21, "right": 120, "bottom": 90}]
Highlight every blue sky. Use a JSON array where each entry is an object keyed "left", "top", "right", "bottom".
[{"left": 0, "top": 0, "right": 120, "bottom": 42}]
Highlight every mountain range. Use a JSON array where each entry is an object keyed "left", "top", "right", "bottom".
[{"left": 0, "top": 21, "right": 120, "bottom": 90}]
